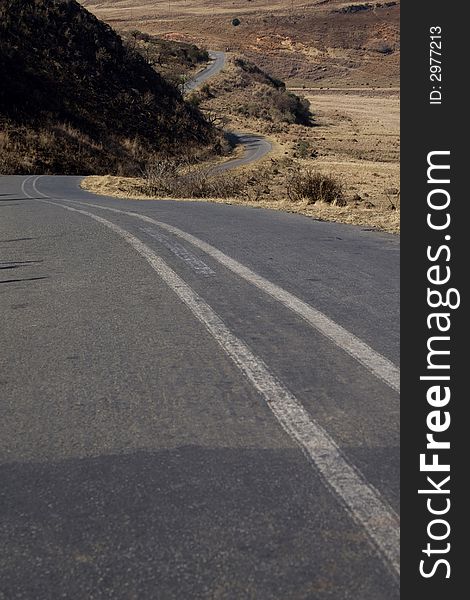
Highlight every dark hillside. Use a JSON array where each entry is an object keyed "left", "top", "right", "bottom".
[
  {"left": 0, "top": 0, "right": 215, "bottom": 174},
  {"left": 120, "top": 30, "right": 210, "bottom": 87}
]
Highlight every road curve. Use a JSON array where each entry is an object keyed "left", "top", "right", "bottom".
[
  {"left": 185, "top": 50, "right": 227, "bottom": 92},
  {"left": 209, "top": 133, "right": 273, "bottom": 174},
  {"left": 186, "top": 51, "right": 272, "bottom": 172},
  {"left": 0, "top": 174, "right": 399, "bottom": 599}
]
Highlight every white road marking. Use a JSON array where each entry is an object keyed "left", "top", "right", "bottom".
[
  {"left": 33, "top": 193, "right": 400, "bottom": 577},
  {"left": 31, "top": 178, "right": 213, "bottom": 277},
  {"left": 140, "top": 226, "right": 215, "bottom": 277},
  {"left": 20, "top": 176, "right": 34, "bottom": 198},
  {"left": 42, "top": 190, "right": 399, "bottom": 394}
]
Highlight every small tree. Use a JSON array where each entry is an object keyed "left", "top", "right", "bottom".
[{"left": 178, "top": 74, "right": 189, "bottom": 94}]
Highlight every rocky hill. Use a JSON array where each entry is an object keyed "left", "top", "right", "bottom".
[{"left": 0, "top": 0, "right": 215, "bottom": 174}]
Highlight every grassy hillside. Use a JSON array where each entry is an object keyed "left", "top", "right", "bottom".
[
  {"left": 0, "top": 0, "right": 216, "bottom": 175},
  {"left": 81, "top": 0, "right": 400, "bottom": 88},
  {"left": 192, "top": 57, "right": 312, "bottom": 129}
]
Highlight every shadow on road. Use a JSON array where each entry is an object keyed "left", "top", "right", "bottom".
[{"left": 0, "top": 447, "right": 397, "bottom": 599}]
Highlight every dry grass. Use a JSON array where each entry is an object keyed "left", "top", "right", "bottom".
[
  {"left": 0, "top": 122, "right": 106, "bottom": 175},
  {"left": 294, "top": 88, "right": 399, "bottom": 211},
  {"left": 82, "top": 165, "right": 399, "bottom": 234},
  {"left": 82, "top": 175, "right": 145, "bottom": 198}
]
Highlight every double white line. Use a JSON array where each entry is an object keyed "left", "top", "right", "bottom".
[{"left": 25, "top": 176, "right": 400, "bottom": 578}]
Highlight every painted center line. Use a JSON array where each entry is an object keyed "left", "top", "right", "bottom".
[
  {"left": 48, "top": 192, "right": 399, "bottom": 394},
  {"left": 20, "top": 175, "right": 34, "bottom": 198},
  {"left": 34, "top": 193, "right": 400, "bottom": 579},
  {"left": 140, "top": 226, "right": 215, "bottom": 277}
]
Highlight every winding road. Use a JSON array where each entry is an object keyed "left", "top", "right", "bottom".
[
  {"left": 185, "top": 50, "right": 227, "bottom": 92},
  {"left": 187, "top": 51, "right": 273, "bottom": 173},
  {"left": 0, "top": 52, "right": 400, "bottom": 600}
]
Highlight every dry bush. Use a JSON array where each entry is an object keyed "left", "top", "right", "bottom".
[
  {"left": 142, "top": 158, "right": 181, "bottom": 195},
  {"left": 141, "top": 158, "right": 242, "bottom": 199},
  {"left": 385, "top": 187, "right": 400, "bottom": 210},
  {"left": 287, "top": 169, "right": 346, "bottom": 206}
]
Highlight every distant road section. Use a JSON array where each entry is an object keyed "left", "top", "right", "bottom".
[
  {"left": 185, "top": 51, "right": 272, "bottom": 170},
  {"left": 185, "top": 50, "right": 226, "bottom": 92},
  {"left": 210, "top": 133, "right": 272, "bottom": 174}
]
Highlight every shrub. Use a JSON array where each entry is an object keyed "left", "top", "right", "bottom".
[
  {"left": 142, "top": 158, "right": 242, "bottom": 199},
  {"left": 232, "top": 18, "right": 241, "bottom": 26},
  {"left": 187, "top": 92, "right": 201, "bottom": 107},
  {"left": 287, "top": 170, "right": 346, "bottom": 205},
  {"left": 270, "top": 90, "right": 312, "bottom": 125},
  {"left": 375, "top": 42, "right": 394, "bottom": 55},
  {"left": 293, "top": 140, "right": 317, "bottom": 159}
]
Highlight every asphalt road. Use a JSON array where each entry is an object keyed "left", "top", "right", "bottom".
[
  {"left": 185, "top": 51, "right": 227, "bottom": 93},
  {"left": 0, "top": 174, "right": 399, "bottom": 599},
  {"left": 209, "top": 133, "right": 272, "bottom": 174}
]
